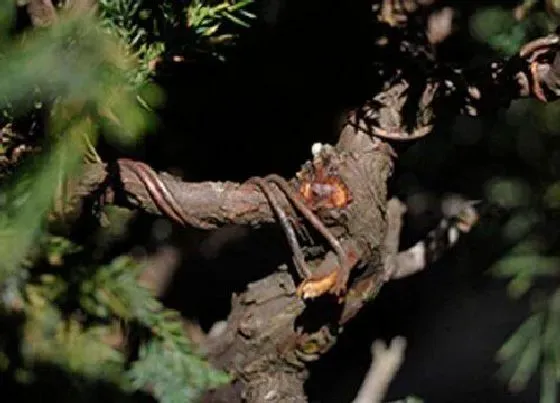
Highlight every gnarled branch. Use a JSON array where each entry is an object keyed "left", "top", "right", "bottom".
[{"left": 59, "top": 31, "right": 560, "bottom": 402}]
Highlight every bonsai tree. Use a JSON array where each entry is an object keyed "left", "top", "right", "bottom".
[{"left": 0, "top": 1, "right": 559, "bottom": 402}]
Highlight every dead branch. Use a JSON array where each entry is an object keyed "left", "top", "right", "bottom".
[
  {"left": 352, "top": 336, "right": 408, "bottom": 403},
  {"left": 391, "top": 197, "right": 479, "bottom": 280}
]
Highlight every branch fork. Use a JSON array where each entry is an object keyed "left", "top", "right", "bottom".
[{"left": 53, "top": 25, "right": 560, "bottom": 402}]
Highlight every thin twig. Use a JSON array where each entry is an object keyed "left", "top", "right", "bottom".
[
  {"left": 391, "top": 196, "right": 480, "bottom": 280},
  {"left": 352, "top": 336, "right": 408, "bottom": 403}
]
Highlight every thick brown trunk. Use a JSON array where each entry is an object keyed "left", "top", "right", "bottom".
[{"left": 202, "top": 128, "right": 394, "bottom": 402}]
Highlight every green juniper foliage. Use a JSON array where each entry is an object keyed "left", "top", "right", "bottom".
[
  {"left": 471, "top": 4, "right": 560, "bottom": 403},
  {"left": 0, "top": 1, "right": 253, "bottom": 402}
]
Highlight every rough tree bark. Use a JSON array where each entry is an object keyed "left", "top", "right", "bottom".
[
  {"left": 21, "top": 1, "right": 560, "bottom": 401},
  {"left": 70, "top": 124, "right": 397, "bottom": 402},
  {"left": 57, "top": 33, "right": 560, "bottom": 403}
]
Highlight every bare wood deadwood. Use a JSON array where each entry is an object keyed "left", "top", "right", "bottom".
[{"left": 352, "top": 336, "right": 407, "bottom": 403}]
